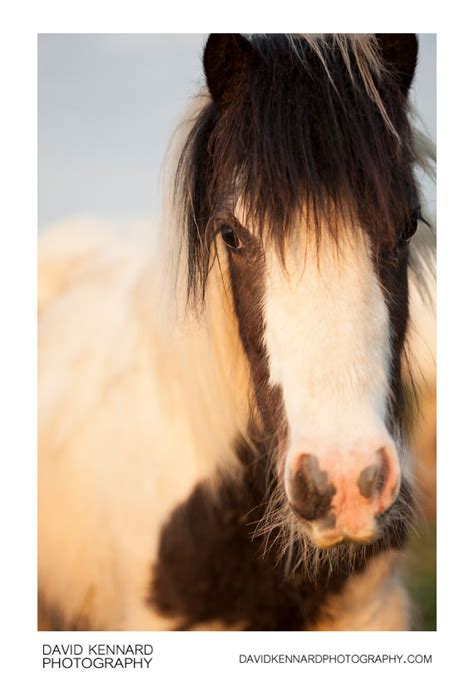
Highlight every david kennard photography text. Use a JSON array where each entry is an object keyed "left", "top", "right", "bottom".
[{"left": 42, "top": 643, "right": 153, "bottom": 669}]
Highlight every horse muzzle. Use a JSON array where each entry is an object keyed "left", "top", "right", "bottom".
[{"left": 284, "top": 436, "right": 401, "bottom": 547}]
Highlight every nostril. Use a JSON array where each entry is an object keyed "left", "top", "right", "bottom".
[
  {"left": 356, "top": 446, "right": 400, "bottom": 517},
  {"left": 287, "top": 454, "right": 336, "bottom": 522},
  {"left": 357, "top": 463, "right": 385, "bottom": 500}
]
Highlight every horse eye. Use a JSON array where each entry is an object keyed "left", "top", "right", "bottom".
[
  {"left": 220, "top": 224, "right": 242, "bottom": 251},
  {"left": 399, "top": 210, "right": 419, "bottom": 243}
]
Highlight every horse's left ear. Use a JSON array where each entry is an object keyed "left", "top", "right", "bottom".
[
  {"left": 375, "top": 34, "right": 419, "bottom": 96},
  {"left": 203, "top": 33, "right": 256, "bottom": 108}
]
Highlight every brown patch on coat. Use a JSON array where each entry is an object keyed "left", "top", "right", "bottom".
[{"left": 150, "top": 438, "right": 411, "bottom": 630}]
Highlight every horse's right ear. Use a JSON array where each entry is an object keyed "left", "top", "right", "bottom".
[{"left": 203, "top": 34, "right": 255, "bottom": 108}]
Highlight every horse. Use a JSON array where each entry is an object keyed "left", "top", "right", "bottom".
[{"left": 38, "top": 33, "right": 436, "bottom": 631}]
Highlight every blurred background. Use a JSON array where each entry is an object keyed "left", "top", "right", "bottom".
[{"left": 38, "top": 34, "right": 436, "bottom": 629}]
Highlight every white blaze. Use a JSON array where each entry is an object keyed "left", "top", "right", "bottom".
[{"left": 263, "top": 229, "right": 392, "bottom": 455}]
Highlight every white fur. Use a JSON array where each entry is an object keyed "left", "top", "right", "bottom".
[
  {"left": 406, "top": 224, "right": 436, "bottom": 389},
  {"left": 38, "top": 218, "right": 249, "bottom": 630},
  {"left": 264, "top": 229, "right": 393, "bottom": 458}
]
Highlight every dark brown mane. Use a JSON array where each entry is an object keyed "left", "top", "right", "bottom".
[{"left": 175, "top": 34, "right": 421, "bottom": 302}]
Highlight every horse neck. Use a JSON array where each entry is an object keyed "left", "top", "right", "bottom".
[{"left": 154, "top": 244, "right": 252, "bottom": 481}]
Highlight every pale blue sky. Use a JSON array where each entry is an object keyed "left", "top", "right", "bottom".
[{"left": 38, "top": 34, "right": 436, "bottom": 229}]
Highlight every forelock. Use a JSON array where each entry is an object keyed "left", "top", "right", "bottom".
[{"left": 176, "top": 34, "right": 421, "bottom": 304}]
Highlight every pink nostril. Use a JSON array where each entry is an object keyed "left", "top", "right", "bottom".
[
  {"left": 357, "top": 462, "right": 385, "bottom": 500},
  {"left": 357, "top": 447, "right": 400, "bottom": 516}
]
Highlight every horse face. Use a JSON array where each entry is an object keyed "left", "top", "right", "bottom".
[
  {"left": 181, "top": 33, "right": 421, "bottom": 550},
  {"left": 222, "top": 215, "right": 411, "bottom": 548}
]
